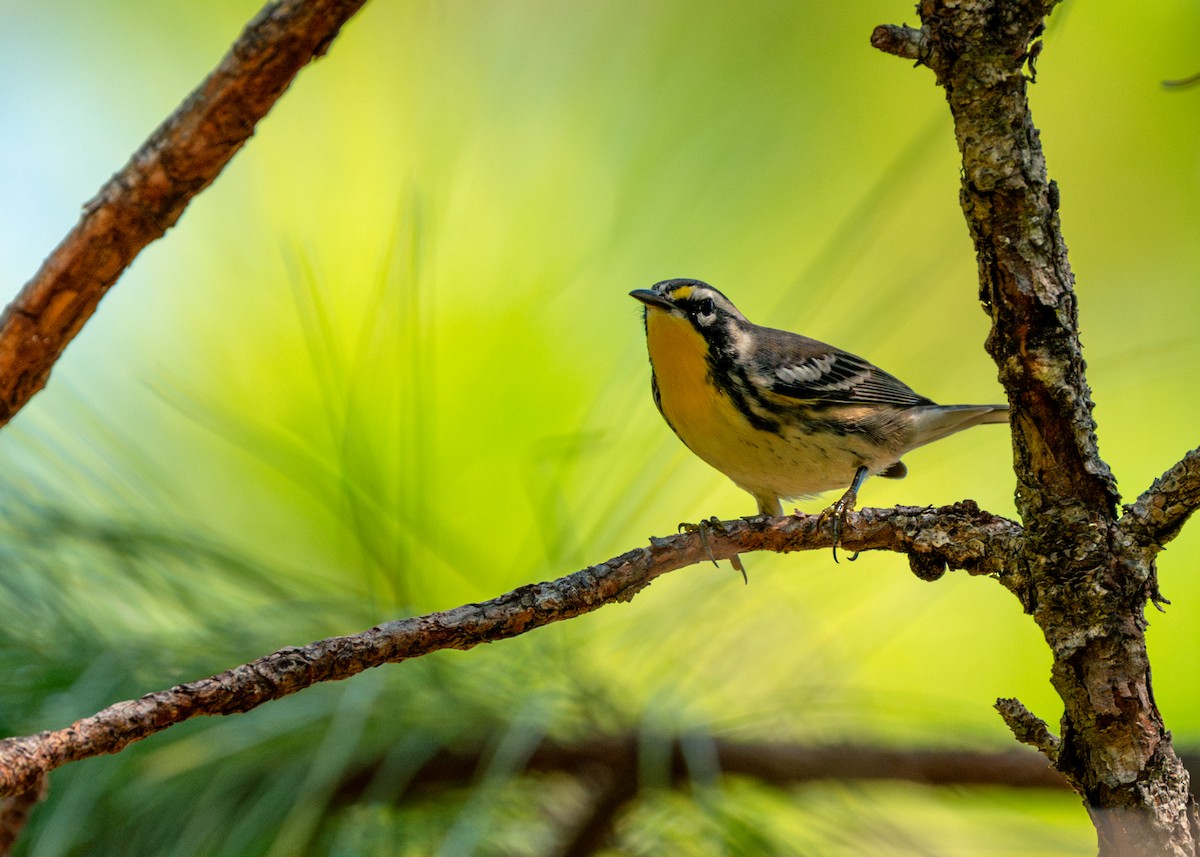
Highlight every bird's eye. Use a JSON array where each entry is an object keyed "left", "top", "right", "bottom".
[{"left": 695, "top": 297, "right": 717, "bottom": 324}]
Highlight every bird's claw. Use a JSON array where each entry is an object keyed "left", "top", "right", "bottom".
[
  {"left": 820, "top": 488, "right": 861, "bottom": 564},
  {"left": 677, "top": 517, "right": 749, "bottom": 583},
  {"left": 678, "top": 516, "right": 721, "bottom": 567}
]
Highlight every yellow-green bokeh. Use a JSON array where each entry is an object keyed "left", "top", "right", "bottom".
[{"left": 2, "top": 0, "right": 1199, "bottom": 854}]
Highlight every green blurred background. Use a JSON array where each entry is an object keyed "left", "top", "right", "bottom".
[{"left": 1, "top": 0, "right": 1198, "bottom": 854}]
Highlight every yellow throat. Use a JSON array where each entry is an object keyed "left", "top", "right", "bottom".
[
  {"left": 643, "top": 307, "right": 756, "bottom": 478},
  {"left": 646, "top": 307, "right": 715, "bottom": 414}
]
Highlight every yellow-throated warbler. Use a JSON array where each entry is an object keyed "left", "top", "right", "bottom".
[{"left": 631, "top": 278, "right": 1008, "bottom": 540}]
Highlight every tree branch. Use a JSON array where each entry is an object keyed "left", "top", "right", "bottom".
[
  {"left": 557, "top": 758, "right": 639, "bottom": 857},
  {"left": 996, "top": 697, "right": 1061, "bottom": 762},
  {"left": 333, "top": 736, "right": 1075, "bottom": 856},
  {"left": 330, "top": 734, "right": 1082, "bottom": 855},
  {"left": 333, "top": 736, "right": 1081, "bottom": 805},
  {"left": 1117, "top": 447, "right": 1200, "bottom": 552},
  {"left": 0, "top": 0, "right": 369, "bottom": 428},
  {"left": 0, "top": 504, "right": 1019, "bottom": 797},
  {"left": 870, "top": 24, "right": 929, "bottom": 62},
  {"left": 923, "top": 0, "right": 1118, "bottom": 529},
  {"left": 332, "top": 736, "right": 1200, "bottom": 856}
]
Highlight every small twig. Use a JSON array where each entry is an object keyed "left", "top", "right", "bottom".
[
  {"left": 0, "top": 0, "right": 369, "bottom": 427},
  {"left": 995, "top": 697, "right": 1061, "bottom": 763},
  {"left": 1116, "top": 446, "right": 1200, "bottom": 552},
  {"left": 0, "top": 503, "right": 1020, "bottom": 797},
  {"left": 870, "top": 24, "right": 929, "bottom": 63},
  {"left": 1163, "top": 71, "right": 1200, "bottom": 89}
]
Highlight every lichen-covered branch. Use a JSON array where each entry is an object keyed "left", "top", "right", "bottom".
[
  {"left": 995, "top": 697, "right": 1061, "bottom": 762},
  {"left": 1117, "top": 446, "right": 1200, "bottom": 552},
  {"left": 0, "top": 504, "right": 1018, "bottom": 797},
  {"left": 873, "top": 1, "right": 1200, "bottom": 853},
  {"left": 0, "top": 0, "right": 369, "bottom": 427},
  {"left": 870, "top": 24, "right": 927, "bottom": 61}
]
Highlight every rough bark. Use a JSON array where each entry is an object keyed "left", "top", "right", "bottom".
[
  {"left": 0, "top": 0, "right": 368, "bottom": 428},
  {"left": 1117, "top": 448, "right": 1200, "bottom": 551},
  {"left": 0, "top": 504, "right": 1017, "bottom": 797},
  {"left": 874, "top": 2, "right": 1200, "bottom": 854}
]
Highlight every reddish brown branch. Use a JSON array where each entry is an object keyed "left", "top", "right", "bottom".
[
  {"left": 0, "top": 0, "right": 369, "bottom": 427},
  {"left": 0, "top": 504, "right": 1019, "bottom": 797}
]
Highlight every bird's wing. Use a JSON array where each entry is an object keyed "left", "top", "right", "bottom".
[{"left": 750, "top": 327, "right": 934, "bottom": 407}]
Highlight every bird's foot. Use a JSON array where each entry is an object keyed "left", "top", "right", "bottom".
[
  {"left": 729, "top": 553, "right": 748, "bottom": 584},
  {"left": 818, "top": 487, "right": 861, "bottom": 564},
  {"left": 678, "top": 517, "right": 722, "bottom": 567},
  {"left": 677, "top": 517, "right": 748, "bottom": 584}
]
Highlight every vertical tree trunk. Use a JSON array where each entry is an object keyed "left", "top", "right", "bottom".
[{"left": 874, "top": 2, "right": 1200, "bottom": 853}]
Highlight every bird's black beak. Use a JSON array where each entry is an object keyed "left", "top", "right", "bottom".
[{"left": 629, "top": 289, "right": 676, "bottom": 311}]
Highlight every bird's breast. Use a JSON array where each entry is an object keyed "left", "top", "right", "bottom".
[
  {"left": 643, "top": 309, "right": 902, "bottom": 501},
  {"left": 645, "top": 310, "right": 735, "bottom": 442},
  {"left": 645, "top": 310, "right": 783, "bottom": 492}
]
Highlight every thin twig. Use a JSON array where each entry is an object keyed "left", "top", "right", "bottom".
[
  {"left": 1163, "top": 71, "right": 1200, "bottom": 89},
  {"left": 0, "top": 0, "right": 369, "bottom": 427}
]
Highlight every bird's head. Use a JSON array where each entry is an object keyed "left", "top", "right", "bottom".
[{"left": 629, "top": 279, "right": 748, "bottom": 342}]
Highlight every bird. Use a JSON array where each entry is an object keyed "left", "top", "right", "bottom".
[{"left": 630, "top": 278, "right": 1008, "bottom": 554}]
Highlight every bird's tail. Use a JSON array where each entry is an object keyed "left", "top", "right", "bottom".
[{"left": 911, "top": 404, "right": 1009, "bottom": 446}]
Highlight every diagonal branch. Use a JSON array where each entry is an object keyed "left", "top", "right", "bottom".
[
  {"left": 0, "top": 503, "right": 1020, "bottom": 797},
  {"left": 1116, "top": 446, "right": 1200, "bottom": 552},
  {"left": 995, "top": 697, "right": 1061, "bottom": 762},
  {"left": 0, "top": 0, "right": 369, "bottom": 427}
]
